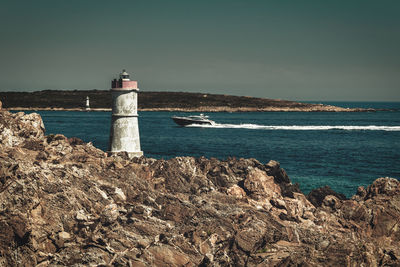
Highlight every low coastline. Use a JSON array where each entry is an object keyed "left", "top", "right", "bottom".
[
  {"left": 6, "top": 107, "right": 112, "bottom": 112},
  {"left": 0, "top": 90, "right": 379, "bottom": 112},
  {"left": 5, "top": 106, "right": 376, "bottom": 112}
]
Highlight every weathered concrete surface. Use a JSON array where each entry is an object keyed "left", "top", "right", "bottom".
[
  {"left": 109, "top": 115, "right": 142, "bottom": 156},
  {"left": 0, "top": 108, "right": 399, "bottom": 266}
]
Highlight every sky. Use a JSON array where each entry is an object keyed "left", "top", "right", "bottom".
[{"left": 0, "top": 0, "right": 399, "bottom": 101}]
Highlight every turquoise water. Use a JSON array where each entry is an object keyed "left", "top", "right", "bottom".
[{"left": 22, "top": 102, "right": 400, "bottom": 197}]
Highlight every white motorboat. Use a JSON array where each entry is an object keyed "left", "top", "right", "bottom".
[{"left": 171, "top": 114, "right": 215, "bottom": 126}]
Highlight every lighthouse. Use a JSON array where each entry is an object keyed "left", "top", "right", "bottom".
[
  {"left": 108, "top": 69, "right": 143, "bottom": 157},
  {"left": 85, "top": 96, "right": 90, "bottom": 111}
]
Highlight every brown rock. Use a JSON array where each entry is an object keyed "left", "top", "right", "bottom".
[
  {"left": 0, "top": 109, "right": 399, "bottom": 266},
  {"left": 9, "top": 214, "right": 30, "bottom": 244},
  {"left": 235, "top": 219, "right": 268, "bottom": 253},
  {"left": 227, "top": 184, "right": 246, "bottom": 198},
  {"left": 101, "top": 204, "right": 119, "bottom": 225},
  {"left": 0, "top": 111, "right": 45, "bottom": 147},
  {"left": 265, "top": 160, "right": 290, "bottom": 184},
  {"left": 144, "top": 246, "right": 194, "bottom": 266},
  {"left": 365, "top": 177, "right": 400, "bottom": 199},
  {"left": 244, "top": 168, "right": 281, "bottom": 199},
  {"left": 58, "top": 231, "right": 71, "bottom": 240},
  {"left": 307, "top": 185, "right": 347, "bottom": 207},
  {"left": 322, "top": 195, "right": 342, "bottom": 211}
]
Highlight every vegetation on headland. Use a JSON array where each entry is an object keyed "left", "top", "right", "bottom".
[{"left": 0, "top": 90, "right": 375, "bottom": 112}]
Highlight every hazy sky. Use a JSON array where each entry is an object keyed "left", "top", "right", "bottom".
[{"left": 1, "top": 0, "right": 399, "bottom": 101}]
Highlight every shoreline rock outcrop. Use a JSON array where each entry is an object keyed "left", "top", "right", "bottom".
[{"left": 0, "top": 108, "right": 399, "bottom": 266}]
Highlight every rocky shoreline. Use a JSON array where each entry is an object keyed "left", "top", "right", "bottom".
[
  {"left": 0, "top": 90, "right": 378, "bottom": 112},
  {"left": 1, "top": 101, "right": 399, "bottom": 266}
]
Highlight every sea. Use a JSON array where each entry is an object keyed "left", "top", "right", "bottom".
[{"left": 19, "top": 102, "right": 400, "bottom": 198}]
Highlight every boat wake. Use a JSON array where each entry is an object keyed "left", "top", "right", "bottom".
[{"left": 187, "top": 123, "right": 400, "bottom": 131}]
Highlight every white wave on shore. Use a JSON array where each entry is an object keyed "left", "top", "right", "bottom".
[{"left": 188, "top": 123, "right": 400, "bottom": 131}]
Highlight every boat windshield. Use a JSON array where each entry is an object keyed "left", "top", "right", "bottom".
[{"left": 188, "top": 114, "right": 209, "bottom": 119}]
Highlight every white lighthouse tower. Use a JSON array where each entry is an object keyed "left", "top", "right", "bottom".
[
  {"left": 85, "top": 96, "right": 90, "bottom": 111},
  {"left": 108, "top": 69, "right": 143, "bottom": 157}
]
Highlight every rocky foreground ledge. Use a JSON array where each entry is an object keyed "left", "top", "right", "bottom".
[{"left": 0, "top": 105, "right": 399, "bottom": 266}]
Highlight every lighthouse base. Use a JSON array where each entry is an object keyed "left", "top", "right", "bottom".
[
  {"left": 108, "top": 116, "right": 142, "bottom": 157},
  {"left": 107, "top": 151, "right": 143, "bottom": 159}
]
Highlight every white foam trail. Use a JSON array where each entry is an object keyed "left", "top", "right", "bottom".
[{"left": 187, "top": 123, "right": 400, "bottom": 131}]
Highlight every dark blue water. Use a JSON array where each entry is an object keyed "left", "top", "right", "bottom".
[{"left": 21, "top": 102, "right": 400, "bottom": 197}]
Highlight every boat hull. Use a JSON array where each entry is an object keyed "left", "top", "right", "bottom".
[{"left": 172, "top": 117, "right": 213, "bottom": 126}]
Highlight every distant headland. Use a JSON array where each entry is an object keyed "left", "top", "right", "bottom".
[{"left": 0, "top": 90, "right": 376, "bottom": 112}]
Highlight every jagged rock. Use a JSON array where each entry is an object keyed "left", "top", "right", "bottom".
[
  {"left": 266, "top": 160, "right": 290, "bottom": 184},
  {"left": 265, "top": 160, "right": 302, "bottom": 198},
  {"left": 354, "top": 185, "right": 367, "bottom": 199},
  {"left": 226, "top": 184, "right": 246, "bottom": 198},
  {"left": 307, "top": 185, "right": 347, "bottom": 207},
  {"left": 365, "top": 177, "right": 400, "bottom": 198},
  {"left": 101, "top": 204, "right": 119, "bottom": 225},
  {"left": 76, "top": 210, "right": 88, "bottom": 221},
  {"left": 114, "top": 187, "right": 127, "bottom": 202},
  {"left": 243, "top": 168, "right": 281, "bottom": 200},
  {"left": 58, "top": 231, "right": 71, "bottom": 241},
  {"left": 235, "top": 218, "right": 268, "bottom": 253},
  {"left": 0, "top": 111, "right": 44, "bottom": 147},
  {"left": 0, "top": 108, "right": 399, "bottom": 266},
  {"left": 321, "top": 195, "right": 342, "bottom": 211}
]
